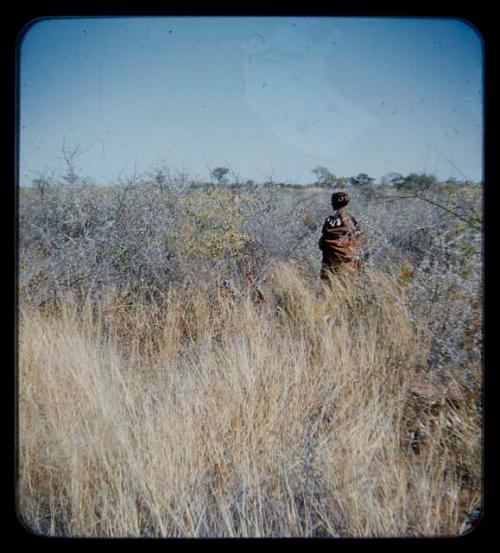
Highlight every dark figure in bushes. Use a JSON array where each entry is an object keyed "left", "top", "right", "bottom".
[{"left": 319, "top": 191, "right": 361, "bottom": 280}]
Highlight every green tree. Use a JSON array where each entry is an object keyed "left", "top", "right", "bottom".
[
  {"left": 211, "top": 166, "right": 230, "bottom": 185},
  {"left": 381, "top": 172, "right": 404, "bottom": 188},
  {"left": 350, "top": 173, "right": 375, "bottom": 188},
  {"left": 396, "top": 173, "right": 438, "bottom": 191},
  {"left": 312, "top": 166, "right": 337, "bottom": 188},
  {"left": 335, "top": 176, "right": 350, "bottom": 189}
]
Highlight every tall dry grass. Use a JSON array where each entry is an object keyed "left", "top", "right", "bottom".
[{"left": 18, "top": 263, "right": 481, "bottom": 537}]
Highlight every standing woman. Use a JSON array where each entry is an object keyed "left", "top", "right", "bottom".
[{"left": 319, "top": 191, "right": 362, "bottom": 280}]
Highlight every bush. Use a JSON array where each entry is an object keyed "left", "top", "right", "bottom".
[{"left": 18, "top": 172, "right": 482, "bottom": 537}]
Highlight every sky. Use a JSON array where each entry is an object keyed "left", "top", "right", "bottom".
[{"left": 19, "top": 16, "right": 483, "bottom": 186}]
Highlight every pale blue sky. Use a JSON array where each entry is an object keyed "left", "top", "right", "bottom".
[{"left": 19, "top": 16, "right": 483, "bottom": 185}]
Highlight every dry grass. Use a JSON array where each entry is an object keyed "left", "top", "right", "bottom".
[{"left": 18, "top": 263, "right": 481, "bottom": 537}]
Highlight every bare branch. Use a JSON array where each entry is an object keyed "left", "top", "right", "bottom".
[{"left": 372, "top": 193, "right": 482, "bottom": 232}]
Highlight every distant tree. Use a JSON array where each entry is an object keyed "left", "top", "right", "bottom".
[
  {"left": 335, "top": 176, "right": 350, "bottom": 189},
  {"left": 349, "top": 173, "right": 375, "bottom": 188},
  {"left": 154, "top": 170, "right": 168, "bottom": 192},
  {"left": 211, "top": 166, "right": 230, "bottom": 185},
  {"left": 312, "top": 166, "right": 337, "bottom": 188},
  {"left": 61, "top": 140, "right": 81, "bottom": 186},
  {"left": 380, "top": 172, "right": 404, "bottom": 188},
  {"left": 396, "top": 173, "right": 438, "bottom": 191},
  {"left": 452, "top": 179, "right": 477, "bottom": 188},
  {"left": 32, "top": 176, "right": 50, "bottom": 199},
  {"left": 464, "top": 179, "right": 479, "bottom": 187}
]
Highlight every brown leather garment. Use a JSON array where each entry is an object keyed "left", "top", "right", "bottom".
[{"left": 319, "top": 209, "right": 360, "bottom": 277}]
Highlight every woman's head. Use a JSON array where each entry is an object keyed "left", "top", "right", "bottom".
[{"left": 331, "top": 191, "right": 350, "bottom": 210}]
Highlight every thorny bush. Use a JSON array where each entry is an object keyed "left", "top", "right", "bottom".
[{"left": 19, "top": 176, "right": 482, "bottom": 382}]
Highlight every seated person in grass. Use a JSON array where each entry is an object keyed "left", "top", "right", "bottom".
[{"left": 319, "top": 191, "right": 362, "bottom": 280}]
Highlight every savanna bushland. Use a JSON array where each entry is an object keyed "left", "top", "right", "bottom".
[{"left": 18, "top": 167, "right": 482, "bottom": 537}]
